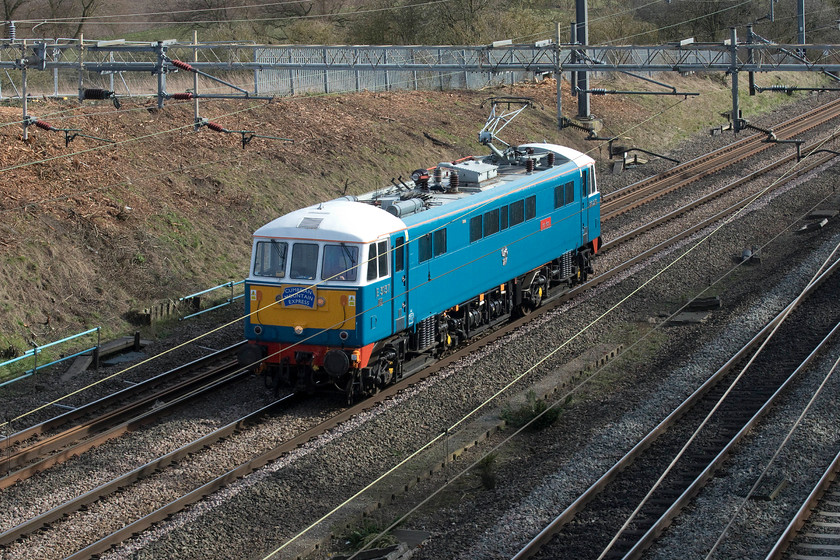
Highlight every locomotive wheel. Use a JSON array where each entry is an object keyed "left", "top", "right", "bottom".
[{"left": 518, "top": 283, "right": 543, "bottom": 316}]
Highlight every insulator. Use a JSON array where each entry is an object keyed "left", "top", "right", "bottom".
[
  {"left": 590, "top": 88, "right": 607, "bottom": 95},
  {"left": 206, "top": 121, "right": 227, "bottom": 133},
  {"left": 526, "top": 158, "right": 535, "bottom": 173},
  {"left": 547, "top": 152, "right": 555, "bottom": 167},
  {"left": 170, "top": 59, "right": 196, "bottom": 73},
  {"left": 433, "top": 167, "right": 442, "bottom": 185},
  {"left": 449, "top": 172, "right": 459, "bottom": 191},
  {"left": 34, "top": 120, "right": 54, "bottom": 131},
  {"left": 171, "top": 92, "right": 194, "bottom": 100},
  {"left": 82, "top": 88, "right": 113, "bottom": 100}
]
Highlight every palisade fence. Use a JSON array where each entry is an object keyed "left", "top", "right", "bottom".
[
  {"left": 252, "top": 46, "right": 537, "bottom": 95},
  {"left": 0, "top": 40, "right": 587, "bottom": 101}
]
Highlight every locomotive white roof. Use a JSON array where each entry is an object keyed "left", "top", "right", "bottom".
[
  {"left": 253, "top": 200, "right": 407, "bottom": 243},
  {"left": 252, "top": 143, "right": 594, "bottom": 243},
  {"left": 519, "top": 143, "right": 595, "bottom": 167}
]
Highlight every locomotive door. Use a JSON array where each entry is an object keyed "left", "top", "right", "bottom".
[
  {"left": 391, "top": 232, "right": 409, "bottom": 333},
  {"left": 580, "top": 168, "right": 590, "bottom": 244}
]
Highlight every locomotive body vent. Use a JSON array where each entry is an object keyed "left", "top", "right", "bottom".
[{"left": 298, "top": 217, "right": 324, "bottom": 229}]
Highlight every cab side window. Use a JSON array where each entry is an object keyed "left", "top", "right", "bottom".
[
  {"left": 377, "top": 240, "right": 389, "bottom": 278},
  {"left": 367, "top": 243, "right": 379, "bottom": 280},
  {"left": 368, "top": 241, "right": 390, "bottom": 279}
]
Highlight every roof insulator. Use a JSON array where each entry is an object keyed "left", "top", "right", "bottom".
[{"left": 171, "top": 92, "right": 194, "bottom": 100}]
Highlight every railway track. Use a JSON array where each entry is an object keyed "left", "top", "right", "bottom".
[
  {"left": 6, "top": 100, "right": 840, "bottom": 560},
  {"left": 55, "top": 131, "right": 840, "bottom": 559},
  {"left": 601, "top": 97, "right": 840, "bottom": 221},
  {"left": 511, "top": 250, "right": 840, "bottom": 559},
  {"left": 0, "top": 342, "right": 245, "bottom": 489},
  {"left": 766, "top": 448, "right": 840, "bottom": 559}
]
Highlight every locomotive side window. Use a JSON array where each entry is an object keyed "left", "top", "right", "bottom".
[
  {"left": 510, "top": 200, "right": 524, "bottom": 225},
  {"left": 525, "top": 195, "right": 536, "bottom": 220},
  {"left": 555, "top": 182, "right": 575, "bottom": 208},
  {"left": 290, "top": 243, "right": 319, "bottom": 280},
  {"left": 322, "top": 244, "right": 358, "bottom": 282},
  {"left": 419, "top": 234, "right": 432, "bottom": 263},
  {"left": 433, "top": 228, "right": 447, "bottom": 256},
  {"left": 367, "top": 243, "right": 379, "bottom": 280},
  {"left": 394, "top": 236, "right": 405, "bottom": 272},
  {"left": 484, "top": 208, "right": 500, "bottom": 236},
  {"left": 253, "top": 240, "right": 287, "bottom": 278},
  {"left": 500, "top": 205, "right": 509, "bottom": 230},
  {"left": 469, "top": 216, "right": 482, "bottom": 243},
  {"left": 377, "top": 240, "right": 389, "bottom": 278}
]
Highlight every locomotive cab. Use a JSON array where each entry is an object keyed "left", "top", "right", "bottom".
[{"left": 241, "top": 200, "right": 408, "bottom": 395}]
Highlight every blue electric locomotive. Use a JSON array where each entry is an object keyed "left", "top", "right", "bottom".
[{"left": 240, "top": 104, "right": 601, "bottom": 400}]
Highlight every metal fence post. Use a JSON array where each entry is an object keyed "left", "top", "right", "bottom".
[
  {"left": 53, "top": 42, "right": 59, "bottom": 96},
  {"left": 21, "top": 60, "right": 27, "bottom": 141},
  {"left": 78, "top": 33, "right": 84, "bottom": 102},
  {"left": 253, "top": 45, "right": 258, "bottom": 95},
  {"left": 438, "top": 48, "right": 443, "bottom": 90},
  {"left": 323, "top": 47, "right": 329, "bottom": 94},
  {"left": 384, "top": 49, "right": 390, "bottom": 91},
  {"left": 355, "top": 46, "right": 360, "bottom": 93},
  {"left": 32, "top": 343, "right": 38, "bottom": 375}
]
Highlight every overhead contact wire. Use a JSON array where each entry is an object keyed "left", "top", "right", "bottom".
[
  {"left": 280, "top": 116, "right": 840, "bottom": 558},
  {"left": 339, "top": 188, "right": 840, "bottom": 560},
  {"left": 595, "top": 122, "right": 840, "bottom": 560}
]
